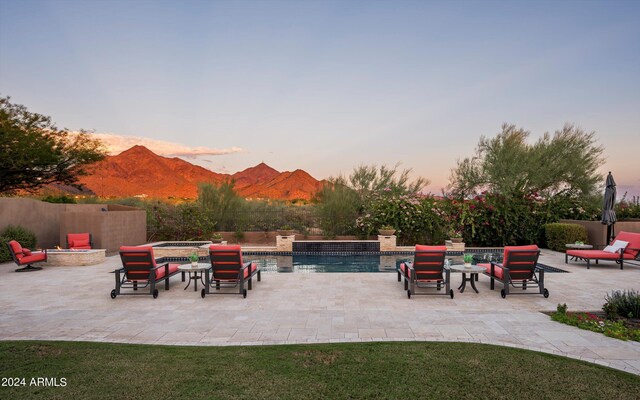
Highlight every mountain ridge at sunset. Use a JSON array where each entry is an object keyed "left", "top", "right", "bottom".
[{"left": 77, "top": 145, "right": 323, "bottom": 201}]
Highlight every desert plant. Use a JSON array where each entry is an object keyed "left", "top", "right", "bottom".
[
  {"left": 603, "top": 290, "right": 640, "bottom": 320},
  {"left": 544, "top": 223, "right": 588, "bottom": 252},
  {"left": 0, "top": 225, "right": 37, "bottom": 262}
]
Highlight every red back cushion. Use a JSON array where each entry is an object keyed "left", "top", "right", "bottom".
[
  {"left": 9, "top": 240, "right": 23, "bottom": 259},
  {"left": 209, "top": 245, "right": 243, "bottom": 264},
  {"left": 503, "top": 245, "right": 539, "bottom": 265},
  {"left": 415, "top": 245, "right": 447, "bottom": 252},
  {"left": 614, "top": 231, "right": 640, "bottom": 258}
]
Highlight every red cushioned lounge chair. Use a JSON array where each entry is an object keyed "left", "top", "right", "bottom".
[
  {"left": 565, "top": 231, "right": 640, "bottom": 270},
  {"left": 6, "top": 240, "right": 47, "bottom": 272},
  {"left": 66, "top": 233, "right": 92, "bottom": 250},
  {"left": 202, "top": 245, "right": 261, "bottom": 299},
  {"left": 398, "top": 245, "right": 453, "bottom": 299},
  {"left": 111, "top": 246, "right": 181, "bottom": 299},
  {"left": 479, "top": 245, "right": 548, "bottom": 299}
]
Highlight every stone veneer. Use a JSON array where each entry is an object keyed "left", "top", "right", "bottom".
[
  {"left": 377, "top": 235, "right": 397, "bottom": 251},
  {"left": 45, "top": 249, "right": 107, "bottom": 266},
  {"left": 276, "top": 235, "right": 295, "bottom": 252}
]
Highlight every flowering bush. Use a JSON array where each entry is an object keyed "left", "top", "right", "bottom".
[
  {"left": 616, "top": 197, "right": 640, "bottom": 220},
  {"left": 551, "top": 303, "right": 640, "bottom": 342},
  {"left": 356, "top": 193, "right": 448, "bottom": 245}
]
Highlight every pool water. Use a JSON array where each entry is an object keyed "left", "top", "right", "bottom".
[
  {"left": 247, "top": 253, "right": 495, "bottom": 273},
  {"left": 249, "top": 254, "right": 415, "bottom": 273}
]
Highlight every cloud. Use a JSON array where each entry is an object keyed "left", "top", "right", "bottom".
[{"left": 80, "top": 132, "right": 243, "bottom": 157}]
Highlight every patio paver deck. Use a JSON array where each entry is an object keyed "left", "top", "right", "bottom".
[{"left": 1, "top": 249, "right": 639, "bottom": 375}]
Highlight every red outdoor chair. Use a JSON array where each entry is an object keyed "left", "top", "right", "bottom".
[
  {"left": 479, "top": 245, "right": 548, "bottom": 299},
  {"left": 6, "top": 240, "right": 47, "bottom": 272},
  {"left": 565, "top": 231, "right": 640, "bottom": 269},
  {"left": 111, "top": 246, "right": 181, "bottom": 299},
  {"left": 202, "top": 245, "right": 261, "bottom": 299},
  {"left": 66, "top": 233, "right": 93, "bottom": 249},
  {"left": 398, "top": 245, "right": 453, "bottom": 299}
]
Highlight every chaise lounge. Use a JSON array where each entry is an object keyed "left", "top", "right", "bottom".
[
  {"left": 480, "top": 245, "right": 548, "bottom": 299},
  {"left": 565, "top": 231, "right": 640, "bottom": 269},
  {"left": 398, "top": 245, "right": 453, "bottom": 299},
  {"left": 202, "top": 245, "right": 261, "bottom": 299},
  {"left": 111, "top": 246, "right": 181, "bottom": 299}
]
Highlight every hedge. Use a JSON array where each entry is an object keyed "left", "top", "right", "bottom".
[{"left": 544, "top": 223, "right": 588, "bottom": 252}]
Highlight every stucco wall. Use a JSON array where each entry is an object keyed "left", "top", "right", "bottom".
[
  {"left": 0, "top": 198, "right": 146, "bottom": 253},
  {"left": 560, "top": 219, "right": 640, "bottom": 248}
]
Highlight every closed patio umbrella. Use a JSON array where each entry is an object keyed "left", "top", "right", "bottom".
[{"left": 601, "top": 172, "right": 617, "bottom": 244}]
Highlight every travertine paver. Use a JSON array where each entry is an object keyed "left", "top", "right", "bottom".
[{"left": 0, "top": 249, "right": 639, "bottom": 375}]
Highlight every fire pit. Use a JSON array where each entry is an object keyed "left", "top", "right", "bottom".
[{"left": 45, "top": 249, "right": 106, "bottom": 266}]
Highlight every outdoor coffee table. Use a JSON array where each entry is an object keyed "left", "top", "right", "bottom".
[
  {"left": 449, "top": 264, "right": 485, "bottom": 293},
  {"left": 178, "top": 263, "right": 210, "bottom": 291}
]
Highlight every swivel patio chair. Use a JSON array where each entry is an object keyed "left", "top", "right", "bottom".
[
  {"left": 479, "top": 245, "right": 548, "bottom": 299},
  {"left": 565, "top": 231, "right": 640, "bottom": 269},
  {"left": 202, "top": 245, "right": 261, "bottom": 299},
  {"left": 111, "top": 246, "right": 181, "bottom": 299},
  {"left": 66, "top": 233, "right": 93, "bottom": 249},
  {"left": 398, "top": 245, "right": 453, "bottom": 299},
  {"left": 6, "top": 240, "right": 47, "bottom": 272}
]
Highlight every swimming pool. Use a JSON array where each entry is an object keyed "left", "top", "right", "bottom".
[{"left": 249, "top": 254, "right": 417, "bottom": 273}]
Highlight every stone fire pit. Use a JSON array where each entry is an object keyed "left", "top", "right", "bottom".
[{"left": 45, "top": 249, "right": 107, "bottom": 266}]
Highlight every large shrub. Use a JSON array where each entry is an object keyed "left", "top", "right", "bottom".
[
  {"left": 448, "top": 192, "right": 553, "bottom": 247},
  {"left": 0, "top": 225, "right": 37, "bottom": 262},
  {"left": 603, "top": 290, "right": 640, "bottom": 320},
  {"left": 357, "top": 194, "right": 448, "bottom": 245},
  {"left": 544, "top": 223, "right": 588, "bottom": 252}
]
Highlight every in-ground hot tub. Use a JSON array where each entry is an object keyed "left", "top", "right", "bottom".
[
  {"left": 45, "top": 249, "right": 107, "bottom": 266},
  {"left": 146, "top": 241, "right": 214, "bottom": 258}
]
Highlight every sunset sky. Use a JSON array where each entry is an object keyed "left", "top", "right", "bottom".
[{"left": 1, "top": 0, "right": 639, "bottom": 196}]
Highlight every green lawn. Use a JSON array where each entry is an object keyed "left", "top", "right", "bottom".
[{"left": 1, "top": 341, "right": 638, "bottom": 399}]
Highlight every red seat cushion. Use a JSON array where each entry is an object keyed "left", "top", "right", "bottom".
[
  {"left": 22, "top": 248, "right": 32, "bottom": 256},
  {"left": 566, "top": 250, "right": 625, "bottom": 260},
  {"left": 20, "top": 253, "right": 47, "bottom": 264},
  {"left": 243, "top": 263, "right": 257, "bottom": 278},
  {"left": 480, "top": 262, "right": 531, "bottom": 280},
  {"left": 70, "top": 239, "right": 91, "bottom": 249},
  {"left": 155, "top": 263, "right": 180, "bottom": 280}
]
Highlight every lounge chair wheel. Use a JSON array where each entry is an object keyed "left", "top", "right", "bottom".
[
  {"left": 407, "top": 290, "right": 411, "bottom": 299},
  {"left": 500, "top": 289, "right": 506, "bottom": 299},
  {"left": 110, "top": 289, "right": 116, "bottom": 299},
  {"left": 543, "top": 289, "right": 549, "bottom": 298},
  {"left": 449, "top": 289, "right": 454, "bottom": 299},
  {"left": 242, "top": 289, "right": 247, "bottom": 298},
  {"left": 152, "top": 289, "right": 159, "bottom": 299},
  {"left": 201, "top": 288, "right": 206, "bottom": 298}
]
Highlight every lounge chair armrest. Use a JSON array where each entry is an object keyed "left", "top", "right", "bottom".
[
  {"left": 241, "top": 262, "right": 251, "bottom": 270},
  {"left": 111, "top": 267, "right": 125, "bottom": 273}
]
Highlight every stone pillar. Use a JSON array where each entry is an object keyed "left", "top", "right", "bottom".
[
  {"left": 276, "top": 235, "right": 294, "bottom": 252},
  {"left": 378, "top": 235, "right": 397, "bottom": 251}
]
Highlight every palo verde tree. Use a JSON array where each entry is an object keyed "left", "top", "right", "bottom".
[
  {"left": 0, "top": 96, "right": 106, "bottom": 194},
  {"left": 448, "top": 123, "right": 604, "bottom": 198}
]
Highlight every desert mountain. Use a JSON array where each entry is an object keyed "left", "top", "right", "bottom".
[{"left": 77, "top": 145, "right": 322, "bottom": 201}]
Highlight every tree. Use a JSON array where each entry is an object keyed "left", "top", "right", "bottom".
[
  {"left": 0, "top": 96, "right": 106, "bottom": 194},
  {"left": 348, "top": 163, "right": 429, "bottom": 197},
  {"left": 448, "top": 123, "right": 604, "bottom": 197},
  {"left": 197, "top": 181, "right": 246, "bottom": 231}
]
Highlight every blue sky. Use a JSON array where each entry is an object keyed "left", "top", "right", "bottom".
[{"left": 1, "top": 0, "right": 639, "bottom": 196}]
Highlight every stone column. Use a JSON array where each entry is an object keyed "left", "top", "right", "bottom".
[
  {"left": 276, "top": 235, "right": 294, "bottom": 252},
  {"left": 445, "top": 240, "right": 465, "bottom": 252},
  {"left": 378, "top": 235, "right": 397, "bottom": 251}
]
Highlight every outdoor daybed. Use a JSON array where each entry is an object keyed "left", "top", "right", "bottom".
[{"left": 565, "top": 231, "right": 640, "bottom": 269}]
